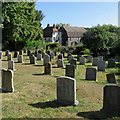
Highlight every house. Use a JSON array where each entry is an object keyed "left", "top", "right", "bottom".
[
  {"left": 43, "top": 24, "right": 87, "bottom": 46},
  {"left": 43, "top": 24, "right": 61, "bottom": 43},
  {"left": 58, "top": 26, "right": 87, "bottom": 46}
]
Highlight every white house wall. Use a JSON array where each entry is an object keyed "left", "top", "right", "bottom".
[{"left": 68, "top": 37, "right": 81, "bottom": 46}]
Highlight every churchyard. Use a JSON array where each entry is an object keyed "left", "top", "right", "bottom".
[{"left": 1, "top": 50, "right": 120, "bottom": 119}]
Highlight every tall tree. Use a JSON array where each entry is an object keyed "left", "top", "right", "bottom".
[{"left": 2, "top": 2, "right": 44, "bottom": 51}]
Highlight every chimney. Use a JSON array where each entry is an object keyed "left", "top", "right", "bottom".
[
  {"left": 47, "top": 24, "right": 50, "bottom": 27},
  {"left": 53, "top": 24, "right": 55, "bottom": 28}
]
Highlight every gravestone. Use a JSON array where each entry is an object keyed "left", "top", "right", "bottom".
[
  {"left": 106, "top": 73, "right": 116, "bottom": 84},
  {"left": 67, "top": 53, "right": 71, "bottom": 60},
  {"left": 97, "top": 61, "right": 106, "bottom": 71},
  {"left": 42, "top": 52, "right": 45, "bottom": 58},
  {"left": 70, "top": 59, "right": 77, "bottom": 69},
  {"left": 30, "top": 55, "right": 36, "bottom": 64},
  {"left": 79, "top": 57, "right": 86, "bottom": 65},
  {"left": 43, "top": 54, "right": 50, "bottom": 65},
  {"left": 35, "top": 49, "right": 38, "bottom": 57},
  {"left": 102, "top": 85, "right": 120, "bottom": 113},
  {"left": 14, "top": 51, "right": 18, "bottom": 58},
  {"left": 86, "top": 68, "right": 97, "bottom": 81},
  {"left": 0, "top": 51, "right": 2, "bottom": 59},
  {"left": 108, "top": 58, "right": 116, "bottom": 68},
  {"left": 69, "top": 56, "right": 74, "bottom": 62},
  {"left": 97, "top": 56, "right": 103, "bottom": 61},
  {"left": 92, "top": 57, "right": 99, "bottom": 66},
  {"left": 5, "top": 50, "right": 9, "bottom": 56},
  {"left": 58, "top": 54, "right": 63, "bottom": 60},
  {"left": 44, "top": 62, "right": 51, "bottom": 74},
  {"left": 19, "top": 50, "right": 23, "bottom": 55},
  {"left": 66, "top": 65, "right": 75, "bottom": 78},
  {"left": 24, "top": 48, "right": 27, "bottom": 53},
  {"left": 2, "top": 69, "right": 14, "bottom": 92},
  {"left": 18, "top": 55, "right": 23, "bottom": 63},
  {"left": 87, "top": 55, "right": 93, "bottom": 63},
  {"left": 56, "top": 59, "right": 64, "bottom": 67},
  {"left": 77, "top": 54, "right": 81, "bottom": 61},
  {"left": 8, "top": 60, "right": 15, "bottom": 70},
  {"left": 37, "top": 54, "right": 42, "bottom": 61},
  {"left": 7, "top": 54, "right": 12, "bottom": 61},
  {"left": 56, "top": 76, "right": 79, "bottom": 105},
  {"left": 27, "top": 50, "right": 31, "bottom": 56}
]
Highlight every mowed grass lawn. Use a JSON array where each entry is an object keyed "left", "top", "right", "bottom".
[{"left": 1, "top": 52, "right": 120, "bottom": 119}]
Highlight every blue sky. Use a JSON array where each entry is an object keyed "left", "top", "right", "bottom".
[{"left": 35, "top": 2, "right": 118, "bottom": 28}]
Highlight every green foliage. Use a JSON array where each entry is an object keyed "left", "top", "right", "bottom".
[
  {"left": 2, "top": 2, "right": 44, "bottom": 51},
  {"left": 81, "top": 24, "right": 119, "bottom": 56}
]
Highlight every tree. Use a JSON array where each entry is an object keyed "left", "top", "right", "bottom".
[
  {"left": 56, "top": 23, "right": 70, "bottom": 27},
  {"left": 2, "top": 2, "right": 44, "bottom": 51},
  {"left": 81, "top": 24, "right": 119, "bottom": 57}
]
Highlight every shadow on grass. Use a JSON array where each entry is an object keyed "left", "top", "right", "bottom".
[
  {"left": 32, "top": 73, "right": 45, "bottom": 76},
  {"left": 52, "top": 66, "right": 58, "bottom": 68},
  {"left": 22, "top": 63, "right": 31, "bottom": 65},
  {"left": 2, "top": 60, "right": 7, "bottom": 61},
  {"left": 53, "top": 75, "right": 60, "bottom": 78},
  {"left": 34, "top": 64, "right": 44, "bottom": 67},
  {"left": 77, "top": 110, "right": 120, "bottom": 119},
  {"left": 29, "top": 100, "right": 70, "bottom": 109}
]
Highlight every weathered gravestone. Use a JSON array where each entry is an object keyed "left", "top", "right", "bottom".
[
  {"left": 56, "top": 59, "right": 64, "bottom": 68},
  {"left": 66, "top": 65, "right": 75, "bottom": 78},
  {"left": 37, "top": 54, "right": 42, "bottom": 61},
  {"left": 43, "top": 54, "right": 50, "bottom": 65},
  {"left": 0, "top": 51, "right": 2, "bottom": 59},
  {"left": 68, "top": 56, "right": 74, "bottom": 63},
  {"left": 8, "top": 60, "right": 15, "bottom": 70},
  {"left": 92, "top": 57, "right": 99, "bottom": 66},
  {"left": 27, "top": 50, "right": 31, "bottom": 56},
  {"left": 97, "top": 61, "right": 106, "bottom": 71},
  {"left": 77, "top": 54, "right": 81, "bottom": 61},
  {"left": 5, "top": 50, "right": 9, "bottom": 56},
  {"left": 102, "top": 85, "right": 120, "bottom": 113},
  {"left": 86, "top": 68, "right": 97, "bottom": 81},
  {"left": 18, "top": 55, "right": 23, "bottom": 63},
  {"left": 44, "top": 62, "right": 51, "bottom": 74},
  {"left": 87, "top": 55, "right": 93, "bottom": 63},
  {"left": 79, "top": 57, "right": 86, "bottom": 65},
  {"left": 67, "top": 53, "right": 71, "bottom": 60},
  {"left": 97, "top": 56, "right": 103, "bottom": 61},
  {"left": 14, "top": 51, "right": 18, "bottom": 58},
  {"left": 19, "top": 50, "right": 23, "bottom": 55},
  {"left": 2, "top": 69, "right": 14, "bottom": 92},
  {"left": 58, "top": 54, "right": 63, "bottom": 60},
  {"left": 70, "top": 59, "right": 77, "bottom": 69},
  {"left": 7, "top": 54, "right": 12, "bottom": 61},
  {"left": 106, "top": 73, "right": 116, "bottom": 84},
  {"left": 30, "top": 55, "right": 36, "bottom": 64},
  {"left": 56, "top": 76, "right": 79, "bottom": 105},
  {"left": 108, "top": 58, "right": 116, "bottom": 68}
]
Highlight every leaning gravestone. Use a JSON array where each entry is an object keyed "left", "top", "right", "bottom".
[
  {"left": 97, "top": 61, "right": 106, "bottom": 71},
  {"left": 8, "top": 60, "right": 15, "bottom": 70},
  {"left": 108, "top": 58, "right": 116, "bottom": 68},
  {"left": 14, "top": 51, "right": 18, "bottom": 58},
  {"left": 56, "top": 76, "right": 79, "bottom": 105},
  {"left": 44, "top": 62, "right": 51, "bottom": 74},
  {"left": 7, "top": 54, "right": 12, "bottom": 61},
  {"left": 66, "top": 65, "right": 75, "bottom": 78},
  {"left": 37, "top": 54, "right": 42, "bottom": 61},
  {"left": 92, "top": 57, "right": 99, "bottom": 66},
  {"left": 87, "top": 55, "right": 93, "bottom": 63},
  {"left": 19, "top": 50, "right": 23, "bottom": 55},
  {"left": 18, "top": 55, "right": 23, "bottom": 63},
  {"left": 43, "top": 54, "right": 50, "bottom": 65},
  {"left": 0, "top": 51, "right": 2, "bottom": 59},
  {"left": 5, "top": 50, "right": 9, "bottom": 56},
  {"left": 2, "top": 69, "right": 14, "bottom": 92},
  {"left": 102, "top": 85, "right": 120, "bottom": 113},
  {"left": 86, "top": 68, "right": 97, "bottom": 81},
  {"left": 79, "top": 57, "right": 86, "bottom": 65},
  {"left": 70, "top": 59, "right": 77, "bottom": 69},
  {"left": 56, "top": 59, "right": 64, "bottom": 68},
  {"left": 106, "top": 73, "right": 116, "bottom": 84},
  {"left": 30, "top": 55, "right": 36, "bottom": 64}
]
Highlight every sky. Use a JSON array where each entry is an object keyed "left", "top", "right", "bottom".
[{"left": 35, "top": 2, "right": 118, "bottom": 28}]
